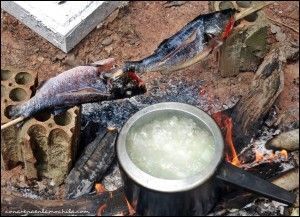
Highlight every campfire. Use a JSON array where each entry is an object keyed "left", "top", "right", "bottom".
[{"left": 1, "top": 1, "right": 299, "bottom": 216}]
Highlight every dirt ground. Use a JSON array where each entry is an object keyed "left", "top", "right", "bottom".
[
  {"left": 1, "top": 0, "right": 299, "bottom": 202},
  {"left": 1, "top": 1, "right": 298, "bottom": 115}
]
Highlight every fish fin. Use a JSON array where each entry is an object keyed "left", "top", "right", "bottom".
[
  {"left": 54, "top": 90, "right": 110, "bottom": 107},
  {"left": 36, "top": 80, "right": 48, "bottom": 93},
  {"left": 157, "top": 30, "right": 199, "bottom": 66},
  {"left": 67, "top": 87, "right": 108, "bottom": 94},
  {"left": 203, "top": 32, "right": 215, "bottom": 44},
  {"left": 158, "top": 30, "right": 198, "bottom": 63},
  {"left": 53, "top": 107, "right": 69, "bottom": 116},
  {"left": 154, "top": 28, "right": 198, "bottom": 56},
  {"left": 89, "top": 58, "right": 115, "bottom": 71}
]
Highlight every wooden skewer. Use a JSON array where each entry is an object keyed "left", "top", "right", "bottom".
[
  {"left": 235, "top": 1, "right": 273, "bottom": 21},
  {"left": 0, "top": 2, "right": 274, "bottom": 132},
  {"left": 1, "top": 116, "right": 25, "bottom": 131},
  {"left": 267, "top": 16, "right": 299, "bottom": 33}
]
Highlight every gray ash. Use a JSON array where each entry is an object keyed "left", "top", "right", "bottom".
[{"left": 81, "top": 78, "right": 214, "bottom": 133}]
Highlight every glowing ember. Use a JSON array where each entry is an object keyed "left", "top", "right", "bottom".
[
  {"left": 95, "top": 183, "right": 106, "bottom": 194},
  {"left": 97, "top": 204, "right": 107, "bottom": 216},
  {"left": 127, "top": 72, "right": 144, "bottom": 86},
  {"left": 125, "top": 198, "right": 136, "bottom": 216},
  {"left": 221, "top": 16, "right": 235, "bottom": 40},
  {"left": 280, "top": 149, "right": 288, "bottom": 159},
  {"left": 255, "top": 152, "right": 264, "bottom": 162},
  {"left": 212, "top": 112, "right": 241, "bottom": 167}
]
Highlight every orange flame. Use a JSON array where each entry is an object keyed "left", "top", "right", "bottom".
[
  {"left": 212, "top": 112, "right": 241, "bottom": 167},
  {"left": 95, "top": 183, "right": 106, "bottom": 194},
  {"left": 280, "top": 149, "right": 288, "bottom": 159},
  {"left": 255, "top": 151, "right": 264, "bottom": 162}
]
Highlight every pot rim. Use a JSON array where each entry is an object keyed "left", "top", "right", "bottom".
[{"left": 117, "top": 102, "right": 224, "bottom": 193}]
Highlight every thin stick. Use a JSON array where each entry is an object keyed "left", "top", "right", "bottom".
[
  {"left": 235, "top": 1, "right": 273, "bottom": 21},
  {"left": 1, "top": 133, "right": 6, "bottom": 170},
  {"left": 267, "top": 16, "right": 299, "bottom": 33},
  {"left": 1, "top": 116, "right": 25, "bottom": 131}
]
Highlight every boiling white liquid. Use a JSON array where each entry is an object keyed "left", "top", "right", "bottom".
[{"left": 126, "top": 115, "right": 215, "bottom": 179}]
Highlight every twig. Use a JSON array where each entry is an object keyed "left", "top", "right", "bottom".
[
  {"left": 1, "top": 117, "right": 25, "bottom": 131},
  {"left": 1, "top": 133, "right": 6, "bottom": 170},
  {"left": 267, "top": 16, "right": 299, "bottom": 33},
  {"left": 235, "top": 1, "right": 273, "bottom": 21},
  {"left": 279, "top": 13, "right": 299, "bottom": 22}
]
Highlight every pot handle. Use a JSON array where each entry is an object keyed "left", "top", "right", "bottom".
[{"left": 216, "top": 162, "right": 296, "bottom": 205}]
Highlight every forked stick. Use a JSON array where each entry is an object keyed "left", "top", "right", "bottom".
[{"left": 1, "top": 116, "right": 25, "bottom": 131}]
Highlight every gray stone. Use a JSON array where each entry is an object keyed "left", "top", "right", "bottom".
[
  {"left": 266, "top": 129, "right": 299, "bottom": 151},
  {"left": 219, "top": 14, "right": 268, "bottom": 77},
  {"left": 101, "top": 37, "right": 113, "bottom": 46}
]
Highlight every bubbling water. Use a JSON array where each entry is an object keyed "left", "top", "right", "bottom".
[{"left": 126, "top": 114, "right": 215, "bottom": 180}]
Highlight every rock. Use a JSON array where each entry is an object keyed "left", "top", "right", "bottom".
[
  {"left": 64, "top": 54, "right": 79, "bottom": 66},
  {"left": 291, "top": 208, "right": 299, "bottom": 216},
  {"left": 37, "top": 56, "right": 44, "bottom": 62},
  {"left": 104, "top": 45, "right": 113, "bottom": 55},
  {"left": 55, "top": 53, "right": 66, "bottom": 61},
  {"left": 97, "top": 8, "right": 120, "bottom": 29},
  {"left": 270, "top": 24, "right": 287, "bottom": 42},
  {"left": 266, "top": 129, "right": 299, "bottom": 151},
  {"left": 291, "top": 151, "right": 299, "bottom": 166},
  {"left": 219, "top": 16, "right": 268, "bottom": 77},
  {"left": 272, "top": 169, "right": 299, "bottom": 191},
  {"left": 280, "top": 42, "right": 299, "bottom": 62},
  {"left": 236, "top": 1, "right": 252, "bottom": 8},
  {"left": 293, "top": 189, "right": 299, "bottom": 208},
  {"left": 36, "top": 181, "right": 47, "bottom": 192},
  {"left": 101, "top": 37, "right": 113, "bottom": 46}
]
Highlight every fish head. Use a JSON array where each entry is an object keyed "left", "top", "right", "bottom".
[
  {"left": 204, "top": 9, "right": 236, "bottom": 41},
  {"left": 109, "top": 72, "right": 146, "bottom": 99}
]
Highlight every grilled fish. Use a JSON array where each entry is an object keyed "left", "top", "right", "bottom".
[
  {"left": 123, "top": 9, "right": 236, "bottom": 74},
  {"left": 9, "top": 58, "right": 146, "bottom": 119}
]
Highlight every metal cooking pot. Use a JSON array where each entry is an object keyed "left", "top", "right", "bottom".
[{"left": 117, "top": 102, "right": 295, "bottom": 216}]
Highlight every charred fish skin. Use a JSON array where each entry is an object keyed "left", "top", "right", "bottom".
[
  {"left": 123, "top": 9, "right": 236, "bottom": 74},
  {"left": 9, "top": 66, "right": 108, "bottom": 118},
  {"left": 8, "top": 64, "right": 146, "bottom": 119}
]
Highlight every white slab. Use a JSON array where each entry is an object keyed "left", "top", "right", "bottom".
[{"left": 1, "top": 1, "right": 127, "bottom": 52}]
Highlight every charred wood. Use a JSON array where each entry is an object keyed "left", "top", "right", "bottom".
[
  {"left": 245, "top": 162, "right": 284, "bottom": 180},
  {"left": 230, "top": 42, "right": 299, "bottom": 153},
  {"left": 231, "top": 47, "right": 284, "bottom": 152},
  {"left": 65, "top": 129, "right": 118, "bottom": 199}
]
